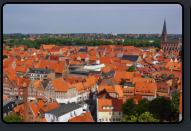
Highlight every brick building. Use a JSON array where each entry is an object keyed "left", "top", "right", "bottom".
[{"left": 160, "top": 19, "right": 182, "bottom": 53}]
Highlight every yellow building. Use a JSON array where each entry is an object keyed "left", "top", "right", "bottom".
[{"left": 97, "top": 98, "right": 123, "bottom": 122}]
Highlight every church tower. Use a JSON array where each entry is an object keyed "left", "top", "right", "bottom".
[
  {"left": 161, "top": 19, "right": 167, "bottom": 49},
  {"left": 62, "top": 62, "right": 69, "bottom": 79}
]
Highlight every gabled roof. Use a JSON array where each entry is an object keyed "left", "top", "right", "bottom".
[
  {"left": 159, "top": 70, "right": 181, "bottom": 78},
  {"left": 135, "top": 82, "right": 156, "bottom": 96},
  {"left": 15, "top": 66, "right": 27, "bottom": 73},
  {"left": 98, "top": 98, "right": 123, "bottom": 112},
  {"left": 41, "top": 101, "right": 60, "bottom": 112},
  {"left": 3, "top": 59, "right": 14, "bottom": 68},
  {"left": 45, "top": 103, "right": 82, "bottom": 117},
  {"left": 53, "top": 79, "right": 73, "bottom": 92},
  {"left": 30, "top": 99, "right": 47, "bottom": 117},
  {"left": 89, "top": 56, "right": 97, "bottom": 61},
  {"left": 42, "top": 45, "right": 55, "bottom": 50},
  {"left": 69, "top": 111, "right": 93, "bottom": 122},
  {"left": 3, "top": 67, "right": 16, "bottom": 74},
  {"left": 114, "top": 71, "right": 134, "bottom": 83},
  {"left": 132, "top": 77, "right": 154, "bottom": 84}
]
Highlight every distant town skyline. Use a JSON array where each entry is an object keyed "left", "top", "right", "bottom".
[{"left": 3, "top": 4, "right": 182, "bottom": 34}]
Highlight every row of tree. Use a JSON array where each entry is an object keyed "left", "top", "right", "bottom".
[
  {"left": 4, "top": 38, "right": 161, "bottom": 49},
  {"left": 121, "top": 92, "right": 180, "bottom": 122}
]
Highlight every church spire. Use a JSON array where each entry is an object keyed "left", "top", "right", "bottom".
[{"left": 162, "top": 19, "right": 167, "bottom": 33}]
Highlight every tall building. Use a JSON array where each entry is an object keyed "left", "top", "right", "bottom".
[{"left": 160, "top": 19, "right": 182, "bottom": 53}]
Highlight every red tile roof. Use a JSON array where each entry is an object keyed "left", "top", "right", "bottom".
[
  {"left": 98, "top": 98, "right": 123, "bottom": 112},
  {"left": 69, "top": 111, "right": 93, "bottom": 122}
]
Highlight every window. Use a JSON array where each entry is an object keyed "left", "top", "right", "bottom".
[
  {"left": 8, "top": 106, "right": 9, "bottom": 109},
  {"left": 12, "top": 104, "right": 14, "bottom": 108},
  {"left": 119, "top": 118, "right": 121, "bottom": 121},
  {"left": 119, "top": 112, "right": 121, "bottom": 115},
  {"left": 109, "top": 118, "right": 111, "bottom": 121},
  {"left": 70, "top": 113, "right": 73, "bottom": 117},
  {"left": 116, "top": 118, "right": 118, "bottom": 121},
  {"left": 112, "top": 112, "right": 114, "bottom": 115},
  {"left": 113, "top": 118, "right": 115, "bottom": 121},
  {"left": 109, "top": 112, "right": 111, "bottom": 115},
  {"left": 105, "top": 118, "right": 108, "bottom": 121},
  {"left": 102, "top": 118, "right": 104, "bottom": 121}
]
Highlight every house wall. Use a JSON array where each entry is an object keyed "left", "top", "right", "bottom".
[
  {"left": 66, "top": 87, "right": 76, "bottom": 99},
  {"left": 28, "top": 107, "right": 40, "bottom": 122},
  {"left": 47, "top": 72, "right": 55, "bottom": 81},
  {"left": 3, "top": 102, "right": 16, "bottom": 117},
  {"left": 3, "top": 74, "right": 14, "bottom": 98},
  {"left": 59, "top": 107, "right": 83, "bottom": 122},
  {"left": 45, "top": 107, "right": 83, "bottom": 122},
  {"left": 56, "top": 96, "right": 77, "bottom": 104},
  {"left": 137, "top": 56, "right": 142, "bottom": 62},
  {"left": 98, "top": 111, "right": 123, "bottom": 122}
]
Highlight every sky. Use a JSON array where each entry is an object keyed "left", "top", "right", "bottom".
[{"left": 3, "top": 4, "right": 182, "bottom": 34}]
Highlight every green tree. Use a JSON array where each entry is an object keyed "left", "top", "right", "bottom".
[
  {"left": 8, "top": 49, "right": 12, "bottom": 51},
  {"left": 138, "top": 112, "right": 160, "bottom": 122},
  {"left": 121, "top": 98, "right": 137, "bottom": 116},
  {"left": 134, "top": 98, "right": 150, "bottom": 115},
  {"left": 119, "top": 78, "right": 126, "bottom": 85},
  {"left": 179, "top": 50, "right": 182, "bottom": 56},
  {"left": 121, "top": 112, "right": 159, "bottom": 122},
  {"left": 121, "top": 113, "right": 138, "bottom": 122},
  {"left": 148, "top": 97, "right": 172, "bottom": 121},
  {"left": 171, "top": 92, "right": 180, "bottom": 121},
  {"left": 24, "top": 48, "right": 28, "bottom": 51},
  {"left": 156, "top": 49, "right": 159, "bottom": 52},
  {"left": 3, "top": 55, "right": 8, "bottom": 60},
  {"left": 3, "top": 114, "right": 24, "bottom": 122},
  {"left": 127, "top": 65, "right": 135, "bottom": 72}
]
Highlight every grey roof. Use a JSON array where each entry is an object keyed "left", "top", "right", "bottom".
[
  {"left": 117, "top": 53, "right": 123, "bottom": 57},
  {"left": 124, "top": 83, "right": 135, "bottom": 87},
  {"left": 89, "top": 71, "right": 102, "bottom": 75},
  {"left": 49, "top": 55, "right": 65, "bottom": 57},
  {"left": 3, "top": 100, "right": 10, "bottom": 106},
  {"left": 102, "top": 70, "right": 115, "bottom": 79},
  {"left": 105, "top": 79, "right": 118, "bottom": 85},
  {"left": 140, "top": 48, "right": 149, "bottom": 51},
  {"left": 166, "top": 39, "right": 181, "bottom": 43},
  {"left": 70, "top": 71, "right": 89, "bottom": 76},
  {"left": 78, "top": 48, "right": 87, "bottom": 53},
  {"left": 28, "top": 68, "right": 54, "bottom": 74},
  {"left": 45, "top": 103, "right": 82, "bottom": 117},
  {"left": 11, "top": 99, "right": 23, "bottom": 105},
  {"left": 97, "top": 49, "right": 105, "bottom": 51},
  {"left": 162, "top": 19, "right": 167, "bottom": 33},
  {"left": 121, "top": 55, "right": 139, "bottom": 61}
]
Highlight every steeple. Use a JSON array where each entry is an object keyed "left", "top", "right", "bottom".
[
  {"left": 162, "top": 19, "right": 167, "bottom": 33},
  {"left": 161, "top": 19, "right": 167, "bottom": 44}
]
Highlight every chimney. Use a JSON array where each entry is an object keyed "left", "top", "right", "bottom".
[
  {"left": 23, "top": 82, "right": 28, "bottom": 122},
  {"left": 174, "top": 58, "right": 178, "bottom": 62}
]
